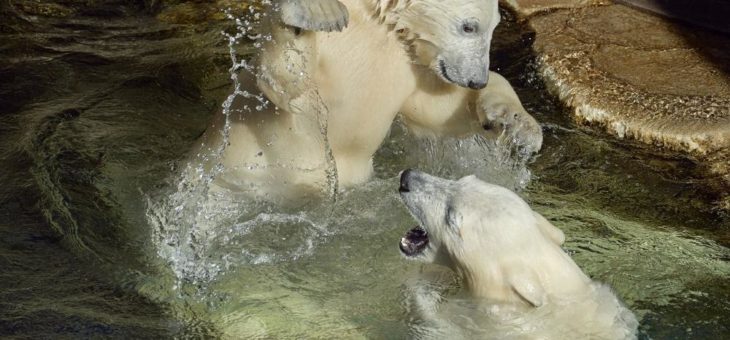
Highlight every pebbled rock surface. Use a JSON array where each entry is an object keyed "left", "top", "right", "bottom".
[{"left": 526, "top": 4, "right": 730, "bottom": 208}]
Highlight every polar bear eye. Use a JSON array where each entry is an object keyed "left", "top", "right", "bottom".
[{"left": 461, "top": 21, "right": 478, "bottom": 34}]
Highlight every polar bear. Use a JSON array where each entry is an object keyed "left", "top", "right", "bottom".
[
  {"left": 193, "top": 0, "right": 543, "bottom": 202},
  {"left": 397, "top": 169, "right": 638, "bottom": 339}
]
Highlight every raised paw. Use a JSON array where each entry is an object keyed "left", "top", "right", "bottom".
[
  {"left": 279, "top": 0, "right": 349, "bottom": 32},
  {"left": 479, "top": 102, "right": 543, "bottom": 155}
]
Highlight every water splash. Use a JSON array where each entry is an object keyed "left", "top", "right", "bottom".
[
  {"left": 382, "top": 119, "right": 534, "bottom": 192},
  {"left": 145, "top": 4, "right": 338, "bottom": 287},
  {"left": 142, "top": 1, "right": 537, "bottom": 305}
]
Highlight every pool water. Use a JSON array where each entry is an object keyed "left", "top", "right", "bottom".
[{"left": 0, "top": 1, "right": 727, "bottom": 338}]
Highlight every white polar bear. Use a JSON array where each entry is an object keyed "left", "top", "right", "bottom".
[
  {"left": 397, "top": 169, "right": 638, "bottom": 339},
  {"left": 194, "top": 0, "right": 543, "bottom": 202}
]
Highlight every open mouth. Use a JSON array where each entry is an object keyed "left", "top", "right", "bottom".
[{"left": 399, "top": 225, "right": 429, "bottom": 257}]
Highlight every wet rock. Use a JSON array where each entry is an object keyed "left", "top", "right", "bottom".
[
  {"left": 501, "top": 0, "right": 607, "bottom": 17},
  {"left": 528, "top": 4, "right": 730, "bottom": 208}
]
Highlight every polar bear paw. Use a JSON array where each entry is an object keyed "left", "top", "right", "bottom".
[
  {"left": 479, "top": 101, "right": 543, "bottom": 156},
  {"left": 279, "top": 0, "right": 349, "bottom": 32}
]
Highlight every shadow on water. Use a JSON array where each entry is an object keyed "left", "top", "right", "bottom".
[
  {"left": 0, "top": 0, "right": 227, "bottom": 337},
  {"left": 0, "top": 214, "right": 181, "bottom": 338}
]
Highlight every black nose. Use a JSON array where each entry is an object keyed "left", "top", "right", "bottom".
[
  {"left": 399, "top": 169, "right": 413, "bottom": 192},
  {"left": 467, "top": 80, "right": 486, "bottom": 90}
]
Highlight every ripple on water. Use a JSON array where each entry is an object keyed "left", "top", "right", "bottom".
[{"left": 3, "top": 2, "right": 728, "bottom": 339}]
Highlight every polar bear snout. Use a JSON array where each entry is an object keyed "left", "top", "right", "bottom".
[
  {"left": 468, "top": 80, "right": 487, "bottom": 90},
  {"left": 464, "top": 61, "right": 489, "bottom": 90},
  {"left": 399, "top": 168, "right": 442, "bottom": 193},
  {"left": 437, "top": 58, "right": 489, "bottom": 90},
  {"left": 398, "top": 170, "right": 431, "bottom": 258},
  {"left": 399, "top": 168, "right": 414, "bottom": 193}
]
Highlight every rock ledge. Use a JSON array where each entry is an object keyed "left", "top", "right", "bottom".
[{"left": 527, "top": 4, "right": 730, "bottom": 208}]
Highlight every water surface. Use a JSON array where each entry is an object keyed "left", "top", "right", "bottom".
[{"left": 0, "top": 2, "right": 727, "bottom": 338}]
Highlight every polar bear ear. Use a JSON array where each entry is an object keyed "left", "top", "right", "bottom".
[
  {"left": 445, "top": 205, "right": 463, "bottom": 232},
  {"left": 508, "top": 268, "right": 546, "bottom": 308}
]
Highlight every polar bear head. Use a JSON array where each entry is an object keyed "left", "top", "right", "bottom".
[
  {"left": 397, "top": 169, "right": 573, "bottom": 306},
  {"left": 397, "top": 170, "right": 638, "bottom": 340},
  {"left": 375, "top": 0, "right": 500, "bottom": 89}
]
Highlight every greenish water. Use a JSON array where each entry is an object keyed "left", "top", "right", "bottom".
[{"left": 0, "top": 1, "right": 727, "bottom": 339}]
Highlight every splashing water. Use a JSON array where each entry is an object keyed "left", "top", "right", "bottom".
[
  {"left": 3, "top": 2, "right": 727, "bottom": 338},
  {"left": 143, "top": 1, "right": 533, "bottom": 294},
  {"left": 404, "top": 130, "right": 533, "bottom": 191},
  {"left": 145, "top": 4, "right": 344, "bottom": 286}
]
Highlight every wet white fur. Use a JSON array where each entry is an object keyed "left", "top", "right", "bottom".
[
  {"left": 399, "top": 171, "right": 638, "bottom": 339},
  {"left": 194, "top": 0, "right": 542, "bottom": 203}
]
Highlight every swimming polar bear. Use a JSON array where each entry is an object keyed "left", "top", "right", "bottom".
[
  {"left": 194, "top": 0, "right": 543, "bottom": 202},
  {"left": 397, "top": 169, "right": 638, "bottom": 339}
]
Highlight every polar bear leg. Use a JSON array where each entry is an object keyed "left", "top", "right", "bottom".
[
  {"left": 399, "top": 71, "right": 542, "bottom": 154},
  {"left": 278, "top": 0, "right": 349, "bottom": 32},
  {"left": 477, "top": 72, "right": 543, "bottom": 155}
]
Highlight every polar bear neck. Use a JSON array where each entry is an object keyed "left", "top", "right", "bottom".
[{"left": 454, "top": 260, "right": 531, "bottom": 305}]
